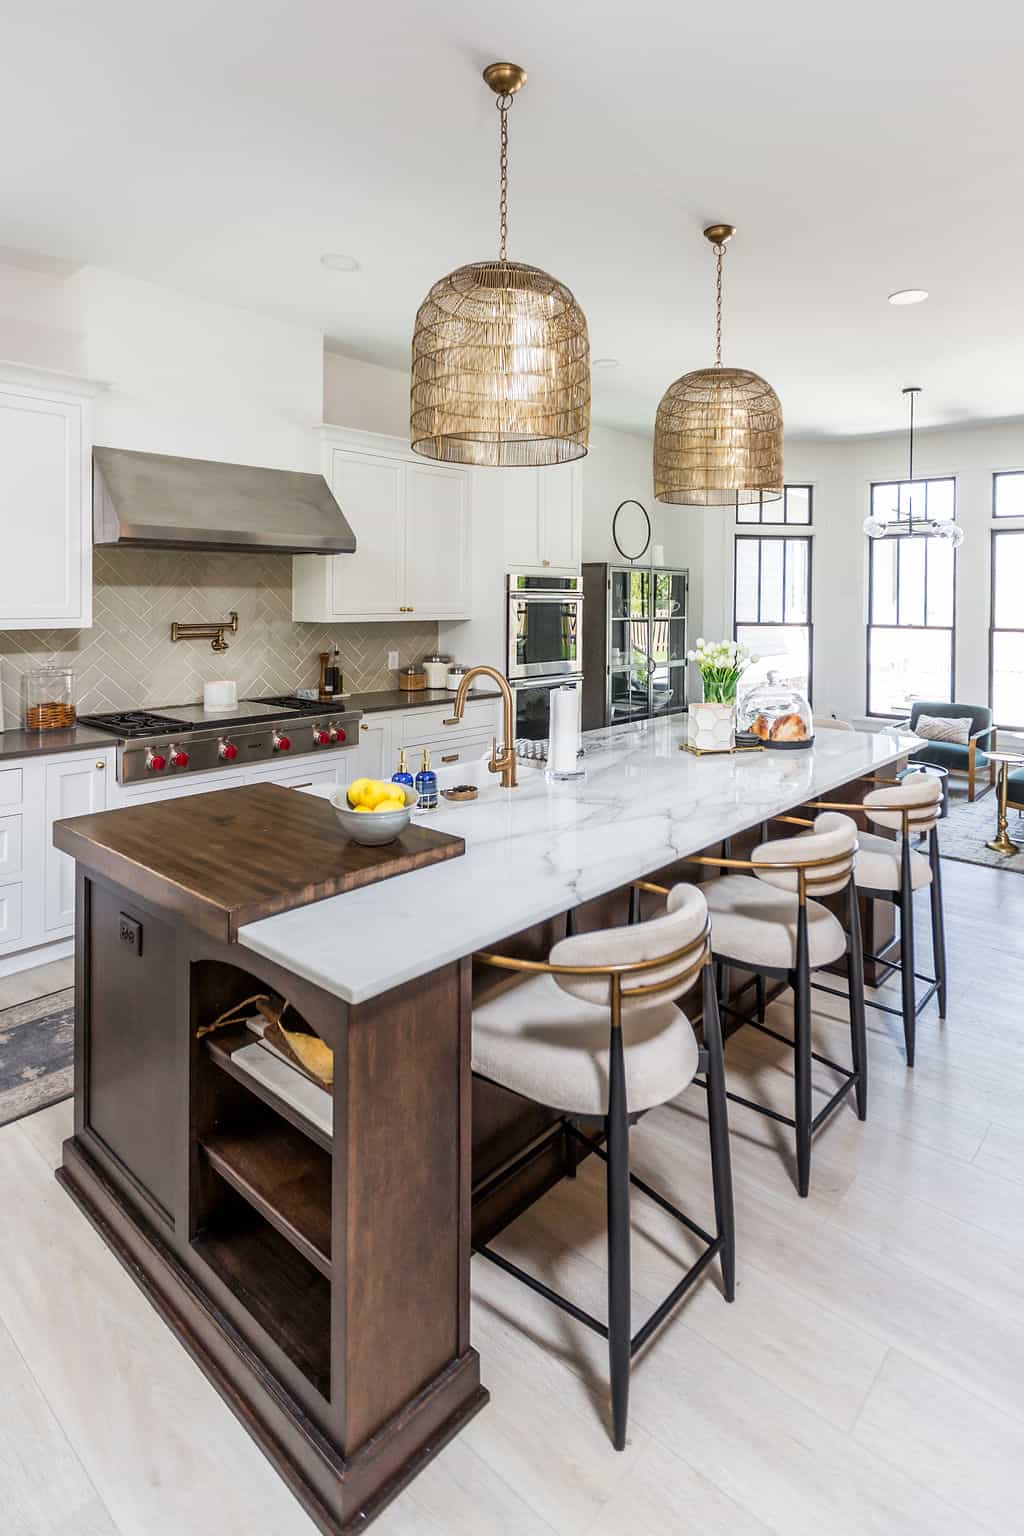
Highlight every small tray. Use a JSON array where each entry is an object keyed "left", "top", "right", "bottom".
[{"left": 442, "top": 784, "right": 479, "bottom": 802}]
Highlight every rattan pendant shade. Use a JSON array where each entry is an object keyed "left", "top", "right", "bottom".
[
  {"left": 410, "top": 64, "right": 590, "bottom": 468},
  {"left": 653, "top": 226, "right": 783, "bottom": 506}
]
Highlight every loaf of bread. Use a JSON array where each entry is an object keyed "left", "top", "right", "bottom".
[
  {"left": 770, "top": 713, "right": 808, "bottom": 742},
  {"left": 749, "top": 713, "right": 771, "bottom": 740}
]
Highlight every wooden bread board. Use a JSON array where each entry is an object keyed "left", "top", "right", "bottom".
[{"left": 53, "top": 781, "right": 465, "bottom": 942}]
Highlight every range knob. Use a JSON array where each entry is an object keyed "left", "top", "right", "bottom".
[
  {"left": 169, "top": 745, "right": 190, "bottom": 768},
  {"left": 273, "top": 731, "right": 291, "bottom": 752},
  {"left": 145, "top": 749, "right": 167, "bottom": 772},
  {"left": 312, "top": 728, "right": 331, "bottom": 746},
  {"left": 332, "top": 724, "right": 346, "bottom": 743},
  {"left": 218, "top": 738, "right": 238, "bottom": 761}
]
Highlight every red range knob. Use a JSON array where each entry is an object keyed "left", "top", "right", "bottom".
[
  {"left": 219, "top": 740, "right": 238, "bottom": 761},
  {"left": 333, "top": 727, "right": 346, "bottom": 743},
  {"left": 273, "top": 732, "right": 291, "bottom": 752},
  {"left": 312, "top": 728, "right": 330, "bottom": 746},
  {"left": 146, "top": 751, "right": 167, "bottom": 772},
  {"left": 169, "top": 748, "right": 190, "bottom": 768}
]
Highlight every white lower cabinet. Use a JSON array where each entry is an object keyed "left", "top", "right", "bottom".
[
  {"left": 44, "top": 753, "right": 110, "bottom": 931},
  {"left": 355, "top": 701, "right": 502, "bottom": 783},
  {"left": 354, "top": 714, "right": 394, "bottom": 781}
]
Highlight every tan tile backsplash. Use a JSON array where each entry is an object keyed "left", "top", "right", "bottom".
[{"left": 0, "top": 549, "right": 439, "bottom": 725}]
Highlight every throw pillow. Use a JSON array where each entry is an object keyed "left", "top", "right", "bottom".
[{"left": 915, "top": 713, "right": 971, "bottom": 745}]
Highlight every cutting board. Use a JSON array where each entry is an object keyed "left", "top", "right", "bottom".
[{"left": 53, "top": 781, "right": 465, "bottom": 943}]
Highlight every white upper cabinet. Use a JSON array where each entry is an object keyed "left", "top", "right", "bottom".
[
  {"left": 502, "top": 463, "right": 582, "bottom": 575},
  {"left": 0, "top": 367, "right": 96, "bottom": 629},
  {"left": 293, "top": 428, "right": 471, "bottom": 623}
]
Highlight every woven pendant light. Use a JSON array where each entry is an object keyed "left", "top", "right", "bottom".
[
  {"left": 654, "top": 225, "right": 783, "bottom": 506},
  {"left": 410, "top": 63, "right": 590, "bottom": 467}
]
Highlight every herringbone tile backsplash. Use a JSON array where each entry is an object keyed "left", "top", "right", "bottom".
[{"left": 0, "top": 550, "right": 439, "bottom": 724}]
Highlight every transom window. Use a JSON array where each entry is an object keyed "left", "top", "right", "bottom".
[
  {"left": 991, "top": 529, "right": 1024, "bottom": 728},
  {"left": 734, "top": 533, "right": 812, "bottom": 699},
  {"left": 866, "top": 478, "right": 957, "bottom": 717},
  {"left": 994, "top": 470, "right": 1024, "bottom": 519},
  {"left": 736, "top": 484, "right": 812, "bottom": 526}
]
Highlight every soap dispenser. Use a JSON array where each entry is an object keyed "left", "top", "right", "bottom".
[
  {"left": 414, "top": 747, "right": 438, "bottom": 810},
  {"left": 392, "top": 748, "right": 415, "bottom": 791}
]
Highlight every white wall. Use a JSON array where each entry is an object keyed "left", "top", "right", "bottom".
[
  {"left": 700, "top": 419, "right": 1024, "bottom": 725},
  {"left": 71, "top": 268, "right": 324, "bottom": 469},
  {"left": 0, "top": 260, "right": 83, "bottom": 375}
]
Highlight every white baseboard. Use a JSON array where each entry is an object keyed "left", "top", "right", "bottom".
[{"left": 0, "top": 937, "right": 74, "bottom": 980}]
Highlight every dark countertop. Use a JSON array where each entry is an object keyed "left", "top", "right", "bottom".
[
  {"left": 343, "top": 687, "right": 502, "bottom": 715},
  {"left": 0, "top": 724, "right": 117, "bottom": 760}
]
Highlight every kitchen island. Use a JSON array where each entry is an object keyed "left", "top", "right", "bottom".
[{"left": 53, "top": 714, "right": 918, "bottom": 1535}]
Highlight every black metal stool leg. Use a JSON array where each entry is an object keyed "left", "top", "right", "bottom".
[
  {"left": 606, "top": 1020, "right": 631, "bottom": 1450},
  {"left": 899, "top": 840, "right": 917, "bottom": 1067},
  {"left": 627, "top": 884, "right": 641, "bottom": 925},
  {"left": 794, "top": 908, "right": 813, "bottom": 1198},
  {"left": 755, "top": 973, "right": 767, "bottom": 1024},
  {"left": 929, "top": 826, "right": 947, "bottom": 1019},
  {"left": 847, "top": 881, "right": 868, "bottom": 1121},
  {"left": 565, "top": 907, "right": 577, "bottom": 938},
  {"left": 702, "top": 963, "right": 735, "bottom": 1300}
]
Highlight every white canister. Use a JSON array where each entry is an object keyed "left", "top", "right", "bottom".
[
  {"left": 422, "top": 654, "right": 450, "bottom": 689},
  {"left": 203, "top": 679, "right": 238, "bottom": 712},
  {"left": 446, "top": 664, "right": 467, "bottom": 693}
]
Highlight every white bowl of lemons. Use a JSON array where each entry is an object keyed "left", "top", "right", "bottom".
[{"left": 331, "top": 778, "right": 419, "bottom": 846}]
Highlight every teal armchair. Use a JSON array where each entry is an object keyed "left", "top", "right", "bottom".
[{"left": 906, "top": 701, "right": 995, "bottom": 802}]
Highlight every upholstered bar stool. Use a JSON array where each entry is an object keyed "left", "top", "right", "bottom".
[
  {"left": 685, "top": 812, "right": 866, "bottom": 1198},
  {"left": 808, "top": 771, "right": 945, "bottom": 1067},
  {"left": 471, "top": 885, "right": 734, "bottom": 1451}
]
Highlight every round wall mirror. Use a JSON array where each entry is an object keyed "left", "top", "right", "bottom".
[{"left": 611, "top": 499, "right": 652, "bottom": 562}]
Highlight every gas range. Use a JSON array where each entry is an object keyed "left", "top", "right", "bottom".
[{"left": 79, "top": 697, "right": 361, "bottom": 784}]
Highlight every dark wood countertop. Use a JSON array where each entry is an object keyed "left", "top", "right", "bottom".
[
  {"left": 344, "top": 687, "right": 501, "bottom": 714},
  {"left": 53, "top": 781, "right": 464, "bottom": 942},
  {"left": 0, "top": 724, "right": 117, "bottom": 760}
]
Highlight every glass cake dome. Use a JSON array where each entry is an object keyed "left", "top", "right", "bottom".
[{"left": 737, "top": 670, "right": 814, "bottom": 750}]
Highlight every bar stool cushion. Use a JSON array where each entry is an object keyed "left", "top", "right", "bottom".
[
  {"left": 862, "top": 771, "right": 942, "bottom": 833},
  {"left": 472, "top": 884, "right": 707, "bottom": 1116},
  {"left": 853, "top": 830, "right": 932, "bottom": 892},
  {"left": 701, "top": 877, "right": 847, "bottom": 970},
  {"left": 751, "top": 811, "right": 858, "bottom": 897}
]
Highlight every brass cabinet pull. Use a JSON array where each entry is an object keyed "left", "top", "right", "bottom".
[
  {"left": 441, "top": 752, "right": 459, "bottom": 763},
  {"left": 360, "top": 723, "right": 369, "bottom": 732},
  {"left": 95, "top": 760, "right": 106, "bottom": 770},
  {"left": 542, "top": 559, "right": 551, "bottom": 567}
]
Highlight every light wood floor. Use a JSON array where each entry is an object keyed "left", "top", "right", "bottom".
[{"left": 2, "top": 857, "right": 1022, "bottom": 1535}]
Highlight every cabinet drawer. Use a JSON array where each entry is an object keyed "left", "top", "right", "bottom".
[
  {"left": 0, "top": 767, "right": 23, "bottom": 806},
  {"left": 0, "top": 813, "right": 22, "bottom": 878},
  {"left": 401, "top": 699, "right": 498, "bottom": 744},
  {"left": 417, "top": 735, "right": 495, "bottom": 769},
  {"left": 0, "top": 881, "right": 23, "bottom": 946}
]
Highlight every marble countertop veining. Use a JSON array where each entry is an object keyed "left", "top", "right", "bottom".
[{"left": 238, "top": 716, "right": 921, "bottom": 1005}]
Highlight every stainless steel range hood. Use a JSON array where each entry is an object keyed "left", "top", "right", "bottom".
[{"left": 93, "top": 446, "right": 357, "bottom": 554}]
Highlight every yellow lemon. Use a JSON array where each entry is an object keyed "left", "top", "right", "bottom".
[
  {"left": 373, "top": 798, "right": 406, "bottom": 814},
  {"left": 353, "top": 804, "right": 373, "bottom": 813},
  {"left": 363, "top": 783, "right": 392, "bottom": 808},
  {"left": 346, "top": 777, "right": 373, "bottom": 808}
]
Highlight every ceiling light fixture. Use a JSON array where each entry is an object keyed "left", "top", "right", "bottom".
[
  {"left": 410, "top": 62, "right": 590, "bottom": 467},
  {"left": 653, "top": 223, "right": 783, "bottom": 506},
  {"left": 320, "top": 253, "right": 360, "bottom": 272},
  {"left": 862, "top": 387, "right": 964, "bottom": 547},
  {"left": 888, "top": 288, "right": 928, "bottom": 305}
]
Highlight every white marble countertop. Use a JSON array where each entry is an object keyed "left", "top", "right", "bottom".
[{"left": 238, "top": 717, "right": 921, "bottom": 1005}]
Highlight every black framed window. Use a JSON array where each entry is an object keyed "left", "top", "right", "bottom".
[
  {"left": 734, "top": 534, "right": 813, "bottom": 699},
  {"left": 990, "top": 529, "right": 1024, "bottom": 728},
  {"left": 736, "top": 483, "right": 812, "bottom": 526},
  {"left": 994, "top": 470, "right": 1024, "bottom": 519},
  {"left": 866, "top": 478, "right": 957, "bottom": 717}
]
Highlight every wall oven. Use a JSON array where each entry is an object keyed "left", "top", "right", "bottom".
[
  {"left": 511, "top": 675, "right": 583, "bottom": 743},
  {"left": 507, "top": 572, "right": 583, "bottom": 680}
]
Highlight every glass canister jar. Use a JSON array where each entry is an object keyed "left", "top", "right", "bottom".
[
  {"left": 22, "top": 666, "right": 77, "bottom": 732},
  {"left": 736, "top": 670, "right": 814, "bottom": 749}
]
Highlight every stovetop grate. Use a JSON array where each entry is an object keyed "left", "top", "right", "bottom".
[{"left": 78, "top": 711, "right": 200, "bottom": 739}]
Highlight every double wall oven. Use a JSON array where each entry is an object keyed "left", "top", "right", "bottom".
[{"left": 507, "top": 572, "right": 583, "bottom": 742}]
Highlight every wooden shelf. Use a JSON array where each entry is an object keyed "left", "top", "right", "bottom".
[
  {"left": 205, "top": 1025, "right": 333, "bottom": 1153},
  {"left": 200, "top": 1120, "right": 332, "bottom": 1278},
  {"left": 193, "top": 1202, "right": 330, "bottom": 1398}
]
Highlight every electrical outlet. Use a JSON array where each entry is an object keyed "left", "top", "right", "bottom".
[{"left": 387, "top": 650, "right": 399, "bottom": 671}]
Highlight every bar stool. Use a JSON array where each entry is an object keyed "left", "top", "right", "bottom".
[
  {"left": 808, "top": 771, "right": 945, "bottom": 1067},
  {"left": 685, "top": 812, "right": 866, "bottom": 1198},
  {"left": 471, "top": 884, "right": 733, "bottom": 1451}
]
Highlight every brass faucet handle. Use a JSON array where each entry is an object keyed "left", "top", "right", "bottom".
[{"left": 443, "top": 714, "right": 461, "bottom": 726}]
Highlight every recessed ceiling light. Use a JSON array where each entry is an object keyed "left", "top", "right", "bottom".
[
  {"left": 888, "top": 289, "right": 928, "bottom": 305},
  {"left": 320, "top": 252, "right": 360, "bottom": 272},
  {"left": 593, "top": 356, "right": 620, "bottom": 368}
]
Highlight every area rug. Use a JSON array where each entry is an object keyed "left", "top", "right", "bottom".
[
  {"left": 0, "top": 987, "right": 74, "bottom": 1128},
  {"left": 939, "top": 792, "right": 1024, "bottom": 873}
]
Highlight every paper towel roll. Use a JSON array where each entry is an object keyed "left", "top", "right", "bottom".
[
  {"left": 204, "top": 679, "right": 238, "bottom": 712},
  {"left": 548, "top": 685, "right": 580, "bottom": 775}
]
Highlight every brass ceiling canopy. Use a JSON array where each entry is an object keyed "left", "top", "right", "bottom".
[
  {"left": 410, "top": 62, "right": 590, "bottom": 468},
  {"left": 653, "top": 222, "right": 783, "bottom": 506}
]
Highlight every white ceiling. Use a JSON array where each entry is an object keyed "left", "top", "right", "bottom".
[{"left": 4, "top": 0, "right": 1022, "bottom": 438}]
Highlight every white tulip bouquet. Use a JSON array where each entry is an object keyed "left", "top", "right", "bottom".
[{"left": 687, "top": 637, "right": 757, "bottom": 705}]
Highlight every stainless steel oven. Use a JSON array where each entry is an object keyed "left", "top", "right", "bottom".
[
  {"left": 512, "top": 675, "right": 583, "bottom": 742},
  {"left": 507, "top": 573, "right": 584, "bottom": 680}
]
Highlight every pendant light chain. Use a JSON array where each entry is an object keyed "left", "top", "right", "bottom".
[
  {"left": 497, "top": 93, "right": 512, "bottom": 263},
  {"left": 714, "top": 241, "right": 724, "bottom": 367}
]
